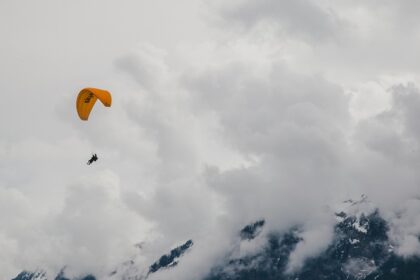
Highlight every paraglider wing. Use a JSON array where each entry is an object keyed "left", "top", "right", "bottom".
[{"left": 76, "top": 88, "right": 112, "bottom": 120}]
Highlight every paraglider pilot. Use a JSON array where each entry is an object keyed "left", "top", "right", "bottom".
[{"left": 87, "top": 154, "right": 98, "bottom": 165}]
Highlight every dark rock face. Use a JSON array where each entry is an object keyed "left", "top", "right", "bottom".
[
  {"left": 148, "top": 239, "right": 194, "bottom": 275},
  {"left": 205, "top": 228, "right": 302, "bottom": 280},
  {"left": 240, "top": 220, "right": 265, "bottom": 241},
  {"left": 205, "top": 211, "right": 420, "bottom": 280},
  {"left": 12, "top": 271, "right": 47, "bottom": 280},
  {"left": 369, "top": 255, "right": 420, "bottom": 280},
  {"left": 12, "top": 270, "right": 95, "bottom": 280},
  {"left": 294, "top": 210, "right": 390, "bottom": 280}
]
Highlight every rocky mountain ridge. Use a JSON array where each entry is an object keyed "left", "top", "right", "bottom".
[{"left": 11, "top": 196, "right": 420, "bottom": 280}]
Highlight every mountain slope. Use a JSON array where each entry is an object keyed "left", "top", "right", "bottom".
[
  {"left": 11, "top": 198, "right": 420, "bottom": 280},
  {"left": 205, "top": 204, "right": 420, "bottom": 280}
]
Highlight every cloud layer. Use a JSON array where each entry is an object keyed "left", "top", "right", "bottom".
[{"left": 2, "top": 0, "right": 420, "bottom": 279}]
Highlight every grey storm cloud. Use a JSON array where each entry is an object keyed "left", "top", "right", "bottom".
[
  {"left": 2, "top": 0, "right": 420, "bottom": 279},
  {"left": 114, "top": 43, "right": 420, "bottom": 279},
  {"left": 215, "top": 0, "right": 341, "bottom": 42}
]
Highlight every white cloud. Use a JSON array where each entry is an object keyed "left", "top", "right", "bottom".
[
  {"left": 286, "top": 221, "right": 335, "bottom": 273},
  {"left": 3, "top": 1, "right": 420, "bottom": 279},
  {"left": 387, "top": 198, "right": 420, "bottom": 257}
]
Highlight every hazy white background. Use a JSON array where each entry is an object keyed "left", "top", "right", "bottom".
[{"left": 1, "top": 0, "right": 420, "bottom": 279}]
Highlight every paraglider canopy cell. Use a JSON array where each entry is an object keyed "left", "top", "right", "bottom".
[{"left": 76, "top": 88, "right": 112, "bottom": 120}]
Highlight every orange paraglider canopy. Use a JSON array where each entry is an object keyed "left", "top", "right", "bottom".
[{"left": 76, "top": 88, "right": 112, "bottom": 120}]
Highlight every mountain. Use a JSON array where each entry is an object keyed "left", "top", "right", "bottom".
[
  {"left": 205, "top": 196, "right": 420, "bottom": 280},
  {"left": 13, "top": 240, "right": 194, "bottom": 280},
  {"left": 11, "top": 270, "right": 95, "bottom": 280},
  {"left": 12, "top": 271, "right": 47, "bottom": 280},
  {"left": 148, "top": 240, "right": 193, "bottom": 274},
  {"left": 108, "top": 239, "right": 193, "bottom": 279},
  {"left": 11, "top": 196, "right": 420, "bottom": 280}
]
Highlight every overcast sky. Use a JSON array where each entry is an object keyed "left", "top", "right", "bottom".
[{"left": 2, "top": 0, "right": 420, "bottom": 279}]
